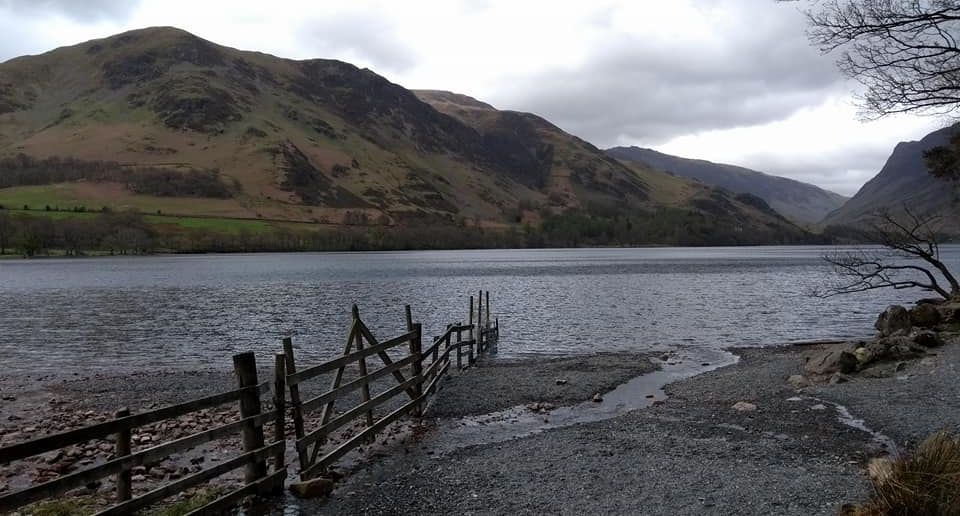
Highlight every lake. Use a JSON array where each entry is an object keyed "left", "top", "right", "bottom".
[{"left": 1, "top": 246, "right": 956, "bottom": 375}]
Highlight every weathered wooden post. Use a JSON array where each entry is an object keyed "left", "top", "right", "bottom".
[
  {"left": 114, "top": 408, "right": 132, "bottom": 502},
  {"left": 352, "top": 305, "right": 374, "bottom": 432},
  {"left": 485, "top": 291, "right": 491, "bottom": 340},
  {"left": 477, "top": 289, "right": 484, "bottom": 349},
  {"left": 271, "top": 353, "right": 287, "bottom": 494},
  {"left": 410, "top": 323, "right": 424, "bottom": 416},
  {"left": 282, "top": 337, "right": 308, "bottom": 471},
  {"left": 405, "top": 304, "right": 413, "bottom": 331},
  {"left": 233, "top": 352, "right": 267, "bottom": 483}
]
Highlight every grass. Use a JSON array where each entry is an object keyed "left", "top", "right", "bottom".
[
  {"left": 143, "top": 488, "right": 224, "bottom": 516},
  {"left": 145, "top": 214, "right": 271, "bottom": 234},
  {"left": 24, "top": 496, "right": 96, "bottom": 516},
  {"left": 844, "top": 431, "right": 960, "bottom": 515}
]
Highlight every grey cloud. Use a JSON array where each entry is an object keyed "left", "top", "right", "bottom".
[
  {"left": 490, "top": 2, "right": 843, "bottom": 147},
  {"left": 297, "top": 13, "right": 416, "bottom": 74},
  {"left": 0, "top": 0, "right": 138, "bottom": 22}
]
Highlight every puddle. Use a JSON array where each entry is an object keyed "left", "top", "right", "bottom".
[
  {"left": 423, "top": 347, "right": 740, "bottom": 455},
  {"left": 789, "top": 395, "right": 898, "bottom": 456}
]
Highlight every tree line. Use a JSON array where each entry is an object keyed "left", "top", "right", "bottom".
[{"left": 0, "top": 154, "right": 234, "bottom": 198}]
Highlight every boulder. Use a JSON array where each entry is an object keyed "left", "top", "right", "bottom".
[
  {"left": 787, "top": 374, "right": 811, "bottom": 389},
  {"left": 853, "top": 347, "right": 873, "bottom": 365},
  {"left": 909, "top": 303, "right": 941, "bottom": 327},
  {"left": 937, "top": 303, "right": 960, "bottom": 323},
  {"left": 803, "top": 349, "right": 857, "bottom": 375},
  {"left": 912, "top": 330, "right": 943, "bottom": 348},
  {"left": 875, "top": 305, "right": 911, "bottom": 336},
  {"left": 290, "top": 477, "right": 336, "bottom": 499},
  {"left": 732, "top": 401, "right": 757, "bottom": 412}
]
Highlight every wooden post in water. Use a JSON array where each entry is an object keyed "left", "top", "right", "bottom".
[
  {"left": 271, "top": 353, "right": 287, "bottom": 494},
  {"left": 114, "top": 408, "right": 131, "bottom": 502},
  {"left": 410, "top": 323, "right": 424, "bottom": 417},
  {"left": 477, "top": 289, "right": 483, "bottom": 349},
  {"left": 485, "top": 291, "right": 491, "bottom": 342},
  {"left": 233, "top": 352, "right": 267, "bottom": 483},
  {"left": 281, "top": 337, "right": 308, "bottom": 472},
  {"left": 405, "top": 304, "right": 413, "bottom": 331}
]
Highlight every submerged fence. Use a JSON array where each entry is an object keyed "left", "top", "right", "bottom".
[{"left": 0, "top": 291, "right": 499, "bottom": 514}]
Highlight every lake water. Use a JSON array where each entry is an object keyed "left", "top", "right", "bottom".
[{"left": 1, "top": 246, "right": 957, "bottom": 375}]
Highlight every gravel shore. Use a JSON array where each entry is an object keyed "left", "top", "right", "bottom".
[
  {"left": 314, "top": 340, "right": 960, "bottom": 515},
  {"left": 2, "top": 339, "right": 958, "bottom": 515}
]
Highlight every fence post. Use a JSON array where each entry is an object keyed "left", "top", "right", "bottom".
[
  {"left": 485, "top": 291, "right": 491, "bottom": 346},
  {"left": 281, "top": 337, "right": 308, "bottom": 474},
  {"left": 477, "top": 289, "right": 483, "bottom": 349},
  {"left": 114, "top": 408, "right": 131, "bottom": 502},
  {"left": 271, "top": 353, "right": 287, "bottom": 495},
  {"left": 411, "top": 323, "right": 424, "bottom": 417},
  {"left": 233, "top": 352, "right": 267, "bottom": 484}
]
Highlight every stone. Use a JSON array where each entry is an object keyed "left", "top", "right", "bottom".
[
  {"left": 803, "top": 349, "right": 857, "bottom": 375},
  {"left": 876, "top": 305, "right": 912, "bottom": 336},
  {"left": 732, "top": 401, "right": 757, "bottom": 412},
  {"left": 909, "top": 303, "right": 942, "bottom": 327},
  {"left": 810, "top": 404, "right": 827, "bottom": 411},
  {"left": 912, "top": 330, "right": 943, "bottom": 348},
  {"left": 937, "top": 303, "right": 960, "bottom": 323},
  {"left": 786, "top": 374, "right": 811, "bottom": 389},
  {"left": 290, "top": 477, "right": 336, "bottom": 499},
  {"left": 830, "top": 373, "right": 853, "bottom": 384},
  {"left": 555, "top": 379, "right": 568, "bottom": 385},
  {"left": 853, "top": 347, "right": 873, "bottom": 365},
  {"left": 592, "top": 393, "right": 603, "bottom": 403},
  {"left": 131, "top": 474, "right": 146, "bottom": 482}
]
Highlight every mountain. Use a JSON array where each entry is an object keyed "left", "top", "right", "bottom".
[
  {"left": 0, "top": 27, "right": 820, "bottom": 249},
  {"left": 821, "top": 125, "right": 959, "bottom": 233},
  {"left": 604, "top": 147, "right": 848, "bottom": 225}
]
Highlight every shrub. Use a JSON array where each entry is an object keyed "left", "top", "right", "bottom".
[{"left": 844, "top": 431, "right": 960, "bottom": 515}]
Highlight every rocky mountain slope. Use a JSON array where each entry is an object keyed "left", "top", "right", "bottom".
[
  {"left": 605, "top": 147, "right": 848, "bottom": 225},
  {"left": 821, "top": 125, "right": 959, "bottom": 233},
  {"left": 0, "top": 27, "right": 819, "bottom": 246}
]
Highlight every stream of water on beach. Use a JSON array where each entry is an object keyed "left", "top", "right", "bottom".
[{"left": 1, "top": 245, "right": 958, "bottom": 375}]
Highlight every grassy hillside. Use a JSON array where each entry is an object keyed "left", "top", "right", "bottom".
[{"left": 0, "top": 27, "right": 824, "bottom": 253}]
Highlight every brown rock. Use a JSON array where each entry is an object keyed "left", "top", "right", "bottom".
[
  {"left": 909, "top": 303, "right": 941, "bottom": 327},
  {"left": 290, "top": 477, "right": 335, "bottom": 499},
  {"left": 875, "top": 305, "right": 911, "bottom": 336},
  {"left": 787, "top": 374, "right": 811, "bottom": 389},
  {"left": 912, "top": 330, "right": 943, "bottom": 348},
  {"left": 803, "top": 349, "right": 857, "bottom": 375}
]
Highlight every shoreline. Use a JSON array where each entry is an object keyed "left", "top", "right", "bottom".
[{"left": 2, "top": 339, "right": 958, "bottom": 514}]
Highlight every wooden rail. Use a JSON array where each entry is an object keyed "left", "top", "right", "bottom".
[
  {"left": 0, "top": 352, "right": 287, "bottom": 515},
  {"left": 0, "top": 291, "right": 501, "bottom": 511},
  {"left": 284, "top": 291, "right": 500, "bottom": 481}
]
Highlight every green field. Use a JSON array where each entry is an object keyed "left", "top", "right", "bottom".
[{"left": 2, "top": 208, "right": 278, "bottom": 234}]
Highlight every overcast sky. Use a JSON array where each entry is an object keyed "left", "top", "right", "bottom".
[{"left": 0, "top": 0, "right": 948, "bottom": 196}]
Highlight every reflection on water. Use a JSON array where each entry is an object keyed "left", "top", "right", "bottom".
[{"left": 1, "top": 246, "right": 956, "bottom": 374}]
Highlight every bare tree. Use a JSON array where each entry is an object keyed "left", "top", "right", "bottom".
[
  {"left": 791, "top": 1, "right": 960, "bottom": 118},
  {"left": 818, "top": 207, "right": 960, "bottom": 299}
]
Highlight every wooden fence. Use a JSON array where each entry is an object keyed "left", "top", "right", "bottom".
[
  {"left": 283, "top": 290, "right": 499, "bottom": 480},
  {"left": 0, "top": 353, "right": 287, "bottom": 515},
  {"left": 0, "top": 291, "right": 500, "bottom": 512}
]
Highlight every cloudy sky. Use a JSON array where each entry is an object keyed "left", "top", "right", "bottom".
[{"left": 0, "top": 0, "right": 948, "bottom": 196}]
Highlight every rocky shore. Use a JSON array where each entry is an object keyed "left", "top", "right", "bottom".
[{"left": 1, "top": 299, "right": 958, "bottom": 515}]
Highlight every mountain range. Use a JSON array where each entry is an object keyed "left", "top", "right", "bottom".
[
  {"left": 822, "top": 124, "right": 959, "bottom": 232},
  {"left": 605, "top": 147, "right": 848, "bottom": 226},
  {"left": 0, "top": 27, "right": 822, "bottom": 248}
]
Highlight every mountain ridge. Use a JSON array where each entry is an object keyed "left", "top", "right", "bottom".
[
  {"left": 0, "top": 27, "right": 822, "bottom": 249},
  {"left": 605, "top": 146, "right": 848, "bottom": 225}
]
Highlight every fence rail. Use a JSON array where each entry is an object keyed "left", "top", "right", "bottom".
[{"left": 0, "top": 291, "right": 500, "bottom": 513}]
